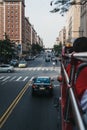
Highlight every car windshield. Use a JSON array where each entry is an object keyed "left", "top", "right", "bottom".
[{"left": 34, "top": 77, "right": 50, "bottom": 84}]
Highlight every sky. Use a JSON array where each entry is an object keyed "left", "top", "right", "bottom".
[{"left": 25, "top": 0, "right": 66, "bottom": 48}]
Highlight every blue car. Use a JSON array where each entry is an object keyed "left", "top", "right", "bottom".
[{"left": 32, "top": 76, "right": 54, "bottom": 96}]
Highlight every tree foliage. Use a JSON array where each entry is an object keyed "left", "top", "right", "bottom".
[
  {"left": 31, "top": 43, "right": 43, "bottom": 55},
  {"left": 53, "top": 43, "right": 62, "bottom": 56},
  {"left": 0, "top": 40, "right": 16, "bottom": 63},
  {"left": 50, "top": 0, "right": 87, "bottom": 16}
]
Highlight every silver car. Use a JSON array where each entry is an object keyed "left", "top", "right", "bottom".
[{"left": 0, "top": 64, "right": 14, "bottom": 73}]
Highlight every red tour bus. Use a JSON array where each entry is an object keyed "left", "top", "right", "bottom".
[{"left": 57, "top": 51, "right": 87, "bottom": 130}]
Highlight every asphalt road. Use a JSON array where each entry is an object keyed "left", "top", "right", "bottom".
[{"left": 0, "top": 54, "right": 61, "bottom": 130}]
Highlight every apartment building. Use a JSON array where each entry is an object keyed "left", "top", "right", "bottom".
[
  {"left": 66, "top": 0, "right": 81, "bottom": 43},
  {"left": 0, "top": 0, "right": 4, "bottom": 40},
  {"left": 59, "top": 27, "right": 66, "bottom": 45},
  {"left": 0, "top": 0, "right": 44, "bottom": 57},
  {"left": 25, "top": 17, "right": 31, "bottom": 54},
  {"left": 80, "top": 0, "right": 87, "bottom": 37},
  {"left": 37, "top": 35, "right": 43, "bottom": 47},
  {"left": 0, "top": 0, "right": 25, "bottom": 56},
  {"left": 31, "top": 25, "right": 37, "bottom": 45}
]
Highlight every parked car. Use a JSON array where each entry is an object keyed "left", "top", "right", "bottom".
[
  {"left": 10, "top": 59, "right": 18, "bottom": 67},
  {"left": 0, "top": 64, "right": 14, "bottom": 73},
  {"left": 31, "top": 76, "right": 54, "bottom": 96},
  {"left": 18, "top": 60, "right": 27, "bottom": 68}
]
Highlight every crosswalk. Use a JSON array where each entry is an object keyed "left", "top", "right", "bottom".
[
  {"left": 0, "top": 67, "right": 61, "bottom": 83},
  {"left": 0, "top": 75, "right": 30, "bottom": 82},
  {"left": 0, "top": 75, "right": 59, "bottom": 83},
  {"left": 15, "top": 67, "right": 60, "bottom": 71}
]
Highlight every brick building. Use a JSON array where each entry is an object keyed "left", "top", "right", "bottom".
[
  {"left": 0, "top": 0, "right": 44, "bottom": 57},
  {"left": 0, "top": 0, "right": 25, "bottom": 56},
  {"left": 25, "top": 17, "right": 31, "bottom": 54}
]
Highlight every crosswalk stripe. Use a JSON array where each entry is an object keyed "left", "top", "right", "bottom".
[
  {"left": 37, "top": 67, "right": 41, "bottom": 70},
  {"left": 0, "top": 67, "right": 60, "bottom": 82},
  {"left": 2, "top": 76, "right": 10, "bottom": 81},
  {"left": 22, "top": 76, "right": 28, "bottom": 81},
  {"left": 33, "top": 68, "right": 36, "bottom": 70},
  {"left": 10, "top": 76, "right": 17, "bottom": 81},
  {"left": 15, "top": 67, "right": 60, "bottom": 71},
  {"left": 0, "top": 76, "right": 5, "bottom": 80},
  {"left": 16, "top": 76, "right": 22, "bottom": 81},
  {"left": 0, "top": 74, "right": 60, "bottom": 83},
  {"left": 41, "top": 68, "right": 44, "bottom": 70}
]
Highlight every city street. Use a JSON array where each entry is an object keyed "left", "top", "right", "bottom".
[
  {"left": 0, "top": 0, "right": 86, "bottom": 130},
  {"left": 0, "top": 54, "right": 61, "bottom": 130}
]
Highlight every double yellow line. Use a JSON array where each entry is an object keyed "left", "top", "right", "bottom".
[{"left": 0, "top": 80, "right": 31, "bottom": 128}]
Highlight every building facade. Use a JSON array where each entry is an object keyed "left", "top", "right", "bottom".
[
  {"left": 59, "top": 27, "right": 66, "bottom": 45},
  {"left": 0, "top": 0, "right": 44, "bottom": 57},
  {"left": 25, "top": 17, "right": 31, "bottom": 54},
  {"left": 0, "top": 0, "right": 26, "bottom": 56},
  {"left": 66, "top": 0, "right": 81, "bottom": 43},
  {"left": 37, "top": 35, "right": 43, "bottom": 47},
  {"left": 79, "top": 0, "right": 87, "bottom": 37}
]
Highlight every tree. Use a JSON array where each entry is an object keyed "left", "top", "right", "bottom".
[
  {"left": 31, "top": 44, "right": 43, "bottom": 55},
  {"left": 0, "top": 40, "right": 16, "bottom": 63},
  {"left": 53, "top": 43, "right": 62, "bottom": 56},
  {"left": 50, "top": 0, "right": 87, "bottom": 16}
]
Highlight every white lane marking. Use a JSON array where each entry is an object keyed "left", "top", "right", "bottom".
[
  {"left": 15, "top": 67, "right": 60, "bottom": 71},
  {"left": 33, "top": 68, "right": 37, "bottom": 71},
  {"left": 49, "top": 67, "right": 53, "bottom": 70},
  {"left": 0, "top": 76, "right": 5, "bottom": 80},
  {"left": 22, "top": 76, "right": 28, "bottom": 81},
  {"left": 10, "top": 76, "right": 17, "bottom": 81},
  {"left": 2, "top": 76, "right": 10, "bottom": 81},
  {"left": 29, "top": 77, "right": 34, "bottom": 85},
  {"left": 46, "top": 68, "right": 49, "bottom": 71},
  {"left": 30, "top": 76, "right": 34, "bottom": 81},
  {"left": 37, "top": 67, "right": 41, "bottom": 70},
  {"left": 41, "top": 68, "right": 45, "bottom": 70},
  {"left": 16, "top": 76, "right": 22, "bottom": 81}
]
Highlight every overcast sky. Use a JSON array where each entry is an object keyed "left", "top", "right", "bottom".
[{"left": 25, "top": 0, "right": 66, "bottom": 48}]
